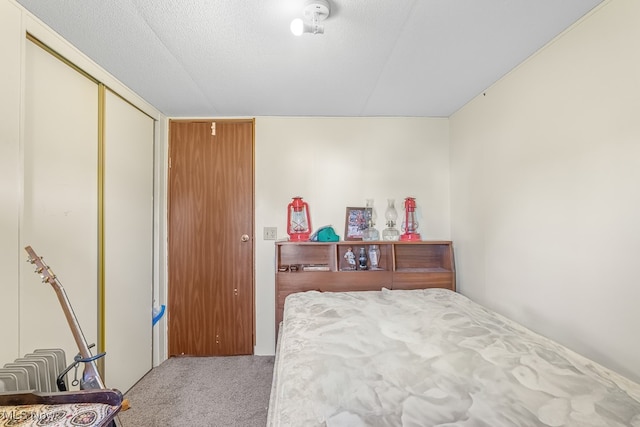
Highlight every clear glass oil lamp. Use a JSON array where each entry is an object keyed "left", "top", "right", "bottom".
[
  {"left": 362, "top": 198, "right": 380, "bottom": 241},
  {"left": 382, "top": 198, "right": 400, "bottom": 241}
]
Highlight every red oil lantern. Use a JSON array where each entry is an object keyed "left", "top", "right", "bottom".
[
  {"left": 287, "top": 196, "right": 312, "bottom": 241},
  {"left": 400, "top": 197, "right": 421, "bottom": 241}
]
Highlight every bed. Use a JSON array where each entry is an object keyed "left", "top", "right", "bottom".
[{"left": 267, "top": 288, "right": 640, "bottom": 426}]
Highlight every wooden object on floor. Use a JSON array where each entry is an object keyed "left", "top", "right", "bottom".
[
  {"left": 275, "top": 241, "right": 455, "bottom": 329},
  {"left": 0, "top": 389, "right": 122, "bottom": 406}
]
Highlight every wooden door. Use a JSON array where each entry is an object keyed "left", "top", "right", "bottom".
[{"left": 168, "top": 119, "right": 254, "bottom": 356}]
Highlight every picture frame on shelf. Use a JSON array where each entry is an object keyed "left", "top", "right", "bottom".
[{"left": 344, "top": 207, "right": 367, "bottom": 241}]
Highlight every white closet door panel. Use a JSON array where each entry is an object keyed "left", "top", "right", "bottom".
[
  {"left": 0, "top": 0, "right": 22, "bottom": 364},
  {"left": 20, "top": 40, "right": 99, "bottom": 362},
  {"left": 104, "top": 90, "right": 154, "bottom": 392}
]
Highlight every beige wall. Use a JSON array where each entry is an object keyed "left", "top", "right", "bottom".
[
  {"left": 450, "top": 0, "right": 640, "bottom": 382},
  {"left": 0, "top": 0, "right": 21, "bottom": 366},
  {"left": 254, "top": 117, "right": 451, "bottom": 353}
]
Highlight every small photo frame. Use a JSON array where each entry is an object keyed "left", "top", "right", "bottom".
[{"left": 344, "top": 207, "right": 368, "bottom": 241}]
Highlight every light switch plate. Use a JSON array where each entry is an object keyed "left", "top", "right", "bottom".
[{"left": 263, "top": 227, "right": 277, "bottom": 240}]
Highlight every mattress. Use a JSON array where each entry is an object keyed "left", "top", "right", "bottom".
[{"left": 267, "top": 288, "right": 640, "bottom": 426}]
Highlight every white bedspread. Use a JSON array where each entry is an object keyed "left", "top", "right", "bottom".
[{"left": 268, "top": 288, "right": 640, "bottom": 427}]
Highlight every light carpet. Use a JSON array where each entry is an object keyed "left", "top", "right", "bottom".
[{"left": 118, "top": 356, "right": 274, "bottom": 427}]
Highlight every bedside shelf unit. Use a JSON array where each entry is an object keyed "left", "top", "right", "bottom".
[{"left": 275, "top": 241, "right": 455, "bottom": 328}]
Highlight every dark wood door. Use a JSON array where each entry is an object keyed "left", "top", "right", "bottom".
[{"left": 168, "top": 119, "right": 254, "bottom": 356}]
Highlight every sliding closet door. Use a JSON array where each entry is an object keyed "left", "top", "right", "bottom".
[
  {"left": 103, "top": 90, "right": 154, "bottom": 392},
  {"left": 20, "top": 40, "right": 154, "bottom": 394},
  {"left": 20, "top": 39, "right": 99, "bottom": 358}
]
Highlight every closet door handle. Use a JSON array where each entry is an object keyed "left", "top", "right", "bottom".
[{"left": 241, "top": 234, "right": 250, "bottom": 242}]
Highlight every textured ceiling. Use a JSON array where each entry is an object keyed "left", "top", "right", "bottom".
[{"left": 16, "top": 0, "right": 603, "bottom": 117}]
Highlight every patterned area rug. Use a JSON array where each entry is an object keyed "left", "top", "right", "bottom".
[{"left": 0, "top": 402, "right": 116, "bottom": 426}]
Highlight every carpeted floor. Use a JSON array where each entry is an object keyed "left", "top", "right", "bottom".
[{"left": 118, "top": 356, "right": 275, "bottom": 427}]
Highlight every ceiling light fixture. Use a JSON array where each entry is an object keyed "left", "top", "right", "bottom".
[{"left": 290, "top": 0, "right": 331, "bottom": 36}]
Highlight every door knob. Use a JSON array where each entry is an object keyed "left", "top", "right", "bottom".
[{"left": 241, "top": 234, "right": 250, "bottom": 242}]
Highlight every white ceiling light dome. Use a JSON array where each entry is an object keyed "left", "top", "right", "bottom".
[{"left": 291, "top": 0, "right": 331, "bottom": 36}]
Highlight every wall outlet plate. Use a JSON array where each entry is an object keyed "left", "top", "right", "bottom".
[{"left": 263, "top": 227, "right": 277, "bottom": 240}]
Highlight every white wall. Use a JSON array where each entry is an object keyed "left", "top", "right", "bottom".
[
  {"left": 0, "top": 0, "right": 22, "bottom": 366},
  {"left": 450, "top": 0, "right": 640, "bottom": 382},
  {"left": 254, "top": 117, "right": 451, "bottom": 354}
]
